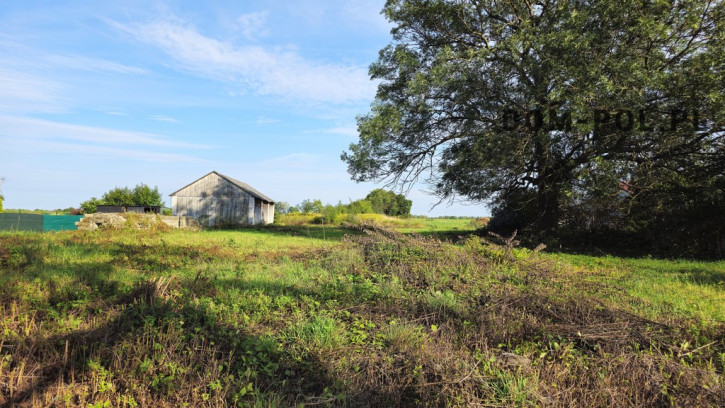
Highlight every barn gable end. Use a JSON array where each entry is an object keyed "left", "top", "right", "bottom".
[{"left": 170, "top": 171, "right": 275, "bottom": 226}]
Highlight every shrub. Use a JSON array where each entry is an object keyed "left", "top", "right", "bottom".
[
  {"left": 81, "top": 197, "right": 103, "bottom": 214},
  {"left": 80, "top": 184, "right": 164, "bottom": 213},
  {"left": 275, "top": 212, "right": 321, "bottom": 226},
  {"left": 365, "top": 189, "right": 412, "bottom": 216},
  {"left": 345, "top": 214, "right": 424, "bottom": 229}
]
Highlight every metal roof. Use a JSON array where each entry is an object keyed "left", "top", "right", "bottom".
[{"left": 169, "top": 171, "right": 275, "bottom": 203}]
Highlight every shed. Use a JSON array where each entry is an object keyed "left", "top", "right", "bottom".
[
  {"left": 169, "top": 171, "right": 275, "bottom": 226},
  {"left": 96, "top": 205, "right": 160, "bottom": 214}
]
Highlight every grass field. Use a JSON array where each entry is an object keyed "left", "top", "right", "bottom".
[{"left": 1, "top": 224, "right": 723, "bottom": 407}]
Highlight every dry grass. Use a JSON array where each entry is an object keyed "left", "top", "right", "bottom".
[{"left": 0, "top": 226, "right": 723, "bottom": 406}]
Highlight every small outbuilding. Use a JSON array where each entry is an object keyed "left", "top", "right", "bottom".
[
  {"left": 96, "top": 205, "right": 161, "bottom": 214},
  {"left": 170, "top": 171, "right": 275, "bottom": 226}
]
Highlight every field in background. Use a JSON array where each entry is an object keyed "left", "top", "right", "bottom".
[
  {"left": 1, "top": 224, "right": 723, "bottom": 406},
  {"left": 274, "top": 213, "right": 483, "bottom": 235},
  {"left": 548, "top": 253, "right": 725, "bottom": 323}
]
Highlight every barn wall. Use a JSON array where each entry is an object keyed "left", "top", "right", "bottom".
[
  {"left": 252, "top": 199, "right": 260, "bottom": 224},
  {"left": 261, "top": 202, "right": 275, "bottom": 224},
  {"left": 247, "top": 197, "right": 254, "bottom": 224},
  {"left": 172, "top": 173, "right": 257, "bottom": 226}
]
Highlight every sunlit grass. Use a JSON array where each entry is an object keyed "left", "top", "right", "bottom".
[
  {"left": 395, "top": 217, "right": 480, "bottom": 234},
  {"left": 548, "top": 253, "right": 725, "bottom": 323},
  {"left": 1, "top": 226, "right": 723, "bottom": 406}
]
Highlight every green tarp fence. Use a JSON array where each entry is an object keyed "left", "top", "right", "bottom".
[
  {"left": 0, "top": 214, "right": 83, "bottom": 232},
  {"left": 0, "top": 213, "right": 43, "bottom": 231},
  {"left": 43, "top": 215, "right": 83, "bottom": 231}
]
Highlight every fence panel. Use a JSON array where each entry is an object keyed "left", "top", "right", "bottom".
[
  {"left": 0, "top": 213, "right": 44, "bottom": 232},
  {"left": 43, "top": 215, "right": 83, "bottom": 232}
]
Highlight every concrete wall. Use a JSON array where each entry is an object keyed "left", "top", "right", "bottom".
[{"left": 76, "top": 213, "right": 199, "bottom": 230}]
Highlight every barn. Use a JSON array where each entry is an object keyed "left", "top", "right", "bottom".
[{"left": 170, "top": 171, "right": 275, "bottom": 226}]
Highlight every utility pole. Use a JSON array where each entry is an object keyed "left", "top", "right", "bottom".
[{"left": 0, "top": 177, "right": 5, "bottom": 211}]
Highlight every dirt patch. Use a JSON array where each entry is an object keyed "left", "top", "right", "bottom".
[{"left": 0, "top": 247, "right": 9, "bottom": 267}]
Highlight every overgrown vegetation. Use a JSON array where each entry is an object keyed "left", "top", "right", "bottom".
[
  {"left": 81, "top": 184, "right": 164, "bottom": 214},
  {"left": 277, "top": 189, "right": 413, "bottom": 225},
  {"left": 1, "top": 225, "right": 723, "bottom": 406},
  {"left": 1, "top": 207, "right": 82, "bottom": 215},
  {"left": 343, "top": 0, "right": 725, "bottom": 258},
  {"left": 275, "top": 212, "right": 424, "bottom": 230}
]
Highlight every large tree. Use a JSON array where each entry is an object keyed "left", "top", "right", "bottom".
[{"left": 343, "top": 0, "right": 724, "bottom": 232}]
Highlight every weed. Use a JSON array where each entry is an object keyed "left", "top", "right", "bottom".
[{"left": 0, "top": 225, "right": 723, "bottom": 406}]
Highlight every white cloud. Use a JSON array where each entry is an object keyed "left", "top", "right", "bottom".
[
  {"left": 0, "top": 38, "right": 146, "bottom": 75},
  {"left": 149, "top": 114, "right": 180, "bottom": 123},
  {"left": 109, "top": 18, "right": 376, "bottom": 105},
  {"left": 20, "top": 141, "right": 203, "bottom": 162},
  {"left": 303, "top": 126, "right": 359, "bottom": 137},
  {"left": 259, "top": 152, "right": 321, "bottom": 167},
  {"left": 0, "top": 115, "right": 204, "bottom": 148},
  {"left": 0, "top": 68, "right": 68, "bottom": 113},
  {"left": 321, "top": 126, "right": 358, "bottom": 137},
  {"left": 236, "top": 11, "right": 268, "bottom": 40},
  {"left": 0, "top": 38, "right": 147, "bottom": 114},
  {"left": 0, "top": 116, "right": 207, "bottom": 164},
  {"left": 256, "top": 116, "right": 279, "bottom": 125},
  {"left": 45, "top": 54, "right": 147, "bottom": 75}
]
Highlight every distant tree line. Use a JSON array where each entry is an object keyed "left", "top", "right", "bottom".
[
  {"left": 275, "top": 189, "right": 412, "bottom": 221},
  {"left": 81, "top": 184, "right": 164, "bottom": 214}
]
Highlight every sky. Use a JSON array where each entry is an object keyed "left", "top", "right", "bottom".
[{"left": 0, "top": 0, "right": 489, "bottom": 216}]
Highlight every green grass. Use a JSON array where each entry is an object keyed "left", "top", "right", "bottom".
[
  {"left": 393, "top": 217, "right": 482, "bottom": 234},
  {"left": 547, "top": 253, "right": 725, "bottom": 323},
  {"left": 1, "top": 226, "right": 723, "bottom": 407},
  {"left": 275, "top": 213, "right": 485, "bottom": 235}
]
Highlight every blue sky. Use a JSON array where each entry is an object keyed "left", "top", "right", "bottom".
[{"left": 0, "top": 0, "right": 488, "bottom": 216}]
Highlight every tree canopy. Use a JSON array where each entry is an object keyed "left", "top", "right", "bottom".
[
  {"left": 365, "top": 189, "right": 412, "bottom": 216},
  {"left": 343, "top": 0, "right": 724, "bottom": 239},
  {"left": 282, "top": 190, "right": 412, "bottom": 223},
  {"left": 81, "top": 184, "right": 164, "bottom": 213}
]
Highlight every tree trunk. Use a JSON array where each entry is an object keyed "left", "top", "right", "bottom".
[
  {"left": 532, "top": 138, "right": 563, "bottom": 233},
  {"left": 535, "top": 185, "right": 561, "bottom": 232}
]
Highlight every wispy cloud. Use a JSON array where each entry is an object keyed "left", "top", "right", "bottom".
[
  {"left": 148, "top": 114, "right": 180, "bottom": 123},
  {"left": 0, "top": 115, "right": 204, "bottom": 148},
  {"left": 256, "top": 116, "right": 279, "bottom": 125},
  {"left": 108, "top": 17, "right": 376, "bottom": 105},
  {"left": 45, "top": 54, "right": 147, "bottom": 74},
  {"left": 236, "top": 11, "right": 268, "bottom": 40},
  {"left": 259, "top": 152, "right": 321, "bottom": 167},
  {"left": 304, "top": 126, "right": 359, "bottom": 137},
  {"left": 0, "top": 37, "right": 147, "bottom": 75},
  {"left": 0, "top": 67, "right": 68, "bottom": 113},
  {"left": 17, "top": 141, "right": 203, "bottom": 163},
  {"left": 321, "top": 126, "right": 358, "bottom": 137},
  {"left": 0, "top": 38, "right": 147, "bottom": 114}
]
